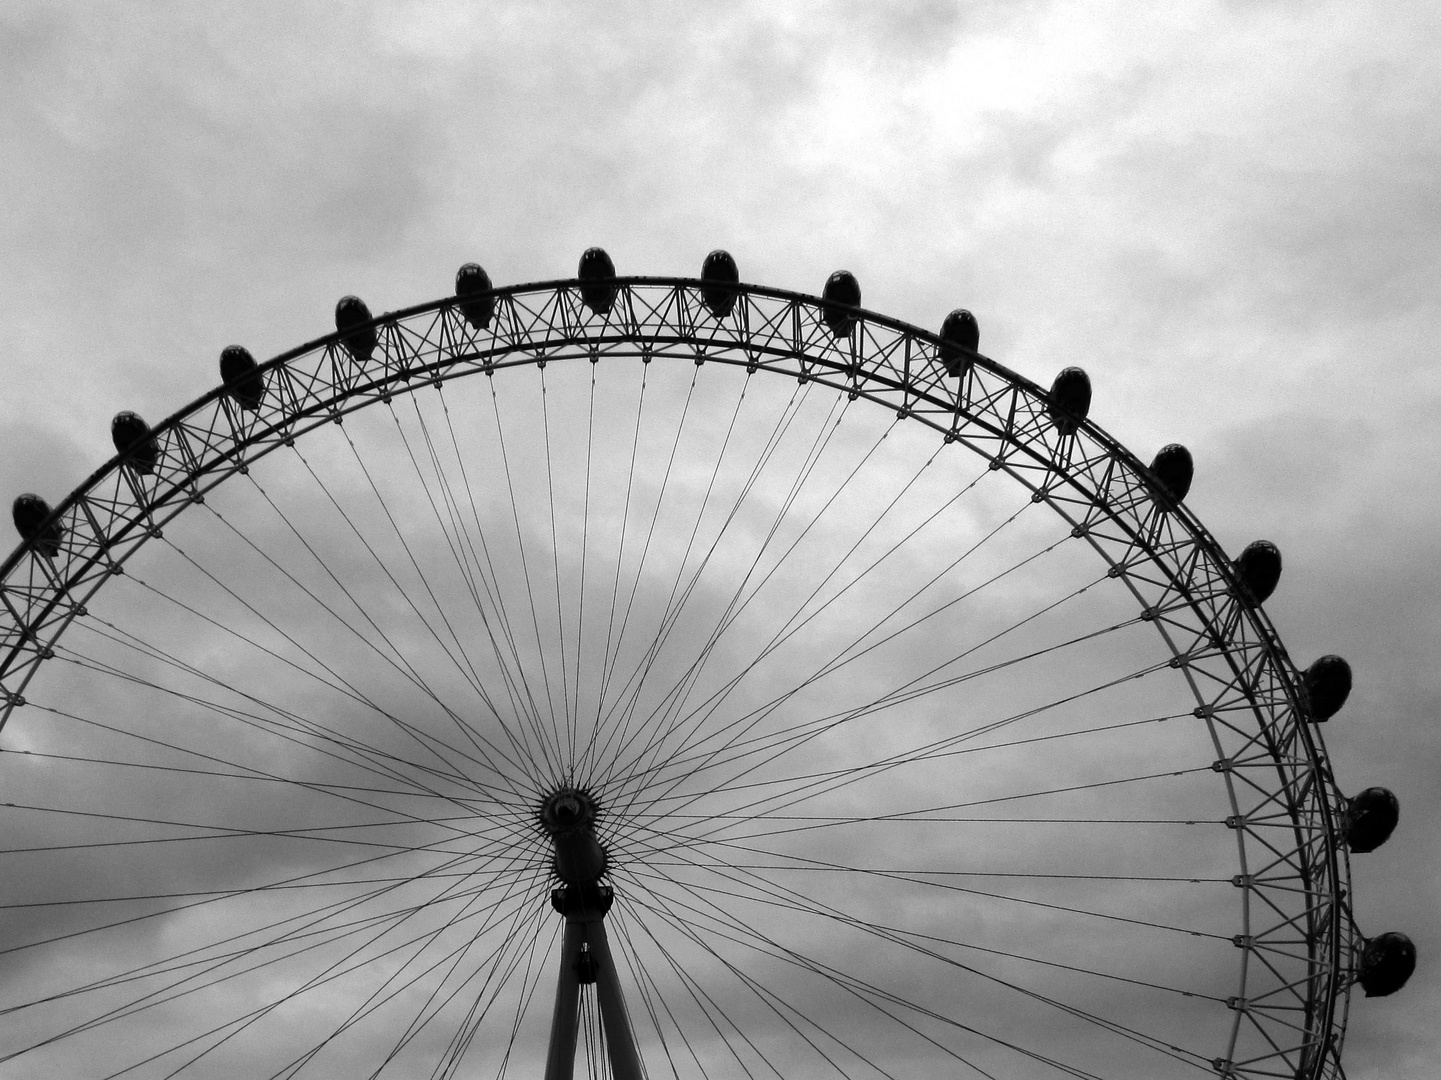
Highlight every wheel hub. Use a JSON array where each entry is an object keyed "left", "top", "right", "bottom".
[{"left": 539, "top": 787, "right": 608, "bottom": 885}]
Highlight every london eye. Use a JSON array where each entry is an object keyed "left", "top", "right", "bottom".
[{"left": 0, "top": 249, "right": 1413, "bottom": 1079}]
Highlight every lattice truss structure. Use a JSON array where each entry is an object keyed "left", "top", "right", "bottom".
[{"left": 0, "top": 277, "right": 1356, "bottom": 1079}]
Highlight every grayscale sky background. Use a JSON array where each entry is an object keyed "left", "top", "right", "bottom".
[{"left": 0, "top": 2, "right": 1436, "bottom": 1077}]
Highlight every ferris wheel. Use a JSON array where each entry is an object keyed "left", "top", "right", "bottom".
[{"left": 0, "top": 249, "right": 1414, "bottom": 1079}]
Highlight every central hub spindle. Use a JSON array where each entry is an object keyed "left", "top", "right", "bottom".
[
  {"left": 537, "top": 787, "right": 641, "bottom": 1080},
  {"left": 539, "top": 788, "right": 608, "bottom": 885}
]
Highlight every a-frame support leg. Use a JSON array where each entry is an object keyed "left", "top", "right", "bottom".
[{"left": 543, "top": 885, "right": 642, "bottom": 1080}]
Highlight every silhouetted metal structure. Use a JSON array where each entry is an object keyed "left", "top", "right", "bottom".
[{"left": 0, "top": 250, "right": 1410, "bottom": 1079}]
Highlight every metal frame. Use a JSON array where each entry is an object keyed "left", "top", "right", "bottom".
[
  {"left": 544, "top": 885, "right": 643, "bottom": 1080},
  {"left": 0, "top": 276, "right": 1356, "bottom": 1078}
]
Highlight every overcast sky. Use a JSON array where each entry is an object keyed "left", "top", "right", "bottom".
[{"left": 1, "top": 2, "right": 1437, "bottom": 1077}]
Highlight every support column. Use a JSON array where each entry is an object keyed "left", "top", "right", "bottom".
[
  {"left": 588, "top": 916, "right": 644, "bottom": 1080},
  {"left": 544, "top": 884, "right": 643, "bottom": 1080},
  {"left": 542, "top": 917, "right": 584, "bottom": 1080}
]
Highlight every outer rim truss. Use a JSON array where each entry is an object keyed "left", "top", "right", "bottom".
[{"left": 0, "top": 275, "right": 1354, "bottom": 1078}]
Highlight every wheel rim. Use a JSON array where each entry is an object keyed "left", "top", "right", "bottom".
[{"left": 0, "top": 277, "right": 1351, "bottom": 1079}]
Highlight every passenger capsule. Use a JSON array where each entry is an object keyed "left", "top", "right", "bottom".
[
  {"left": 822, "top": 270, "right": 861, "bottom": 338},
  {"left": 700, "top": 249, "right": 740, "bottom": 320},
  {"left": 111, "top": 412, "right": 158, "bottom": 475},
  {"left": 1048, "top": 367, "right": 1092, "bottom": 434},
  {"left": 1234, "top": 540, "right": 1281, "bottom": 604},
  {"left": 12, "top": 493, "right": 63, "bottom": 558},
  {"left": 454, "top": 263, "right": 494, "bottom": 330},
  {"left": 1345, "top": 787, "right": 1399, "bottom": 853},
  {"left": 335, "top": 295, "right": 377, "bottom": 361},
  {"left": 939, "top": 309, "right": 979, "bottom": 378},
  {"left": 220, "top": 346, "right": 264, "bottom": 411},
  {"left": 1303, "top": 655, "right": 1352, "bottom": 721},
  {"left": 1357, "top": 932, "right": 1416, "bottom": 997},
  {"left": 1149, "top": 443, "right": 1193, "bottom": 504},
  {"left": 578, "top": 247, "right": 617, "bottom": 316}
]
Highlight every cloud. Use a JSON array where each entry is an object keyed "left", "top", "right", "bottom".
[{"left": 1, "top": 1, "right": 1439, "bottom": 1077}]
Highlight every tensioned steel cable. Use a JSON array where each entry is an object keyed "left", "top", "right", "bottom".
[
  {"left": 98, "top": 859, "right": 552, "bottom": 1080},
  {"left": 341, "top": 419, "right": 560, "bottom": 792},
  {"left": 233, "top": 477, "right": 429, "bottom": 686},
  {"left": 425, "top": 897, "right": 563, "bottom": 1080},
  {"left": 624, "top": 835, "right": 1225, "bottom": 944},
  {"left": 73, "top": 472, "right": 547, "bottom": 805},
  {"left": 0, "top": 829, "right": 549, "bottom": 1057},
  {"left": 612, "top": 901, "right": 786, "bottom": 1080},
  {"left": 606, "top": 580, "right": 1141, "bottom": 833},
  {"left": 363, "top": 879, "right": 550, "bottom": 1076},
  {"left": 239, "top": 468, "right": 530, "bottom": 781},
  {"left": 612, "top": 721, "right": 1198, "bottom": 860},
  {"left": 436, "top": 383, "right": 553, "bottom": 761},
  {"left": 619, "top": 424, "right": 975, "bottom": 799},
  {"left": 0, "top": 840, "right": 517, "bottom": 1021},
  {"left": 591, "top": 363, "right": 771, "bottom": 777},
  {"left": 492, "top": 879, "right": 567, "bottom": 1080},
  {"left": 125, "top": 531, "right": 445, "bottom": 748},
  {"left": 611, "top": 766, "right": 1221, "bottom": 886},
  {"left": 488, "top": 373, "right": 568, "bottom": 772},
  {"left": 572, "top": 365, "right": 599, "bottom": 778},
  {"left": 50, "top": 441, "right": 1210, "bottom": 1080},
  {"left": 392, "top": 393, "right": 559, "bottom": 783},
  {"left": 606, "top": 906, "right": 692, "bottom": 1080},
  {"left": 589, "top": 361, "right": 651, "bottom": 779},
  {"left": 537, "top": 366, "right": 576, "bottom": 760},
  {"left": 598, "top": 374, "right": 843, "bottom": 748},
  {"left": 0, "top": 314, "right": 1314, "bottom": 1077},
  {"left": 8, "top": 699, "right": 498, "bottom": 809},
  {"left": 5, "top": 841, "right": 542, "bottom": 1069},
  {"left": 624, "top": 862, "right": 1117, "bottom": 1080},
  {"left": 146, "top": 868, "right": 535, "bottom": 1078},
  {"left": 625, "top": 857, "right": 1213, "bottom": 1075},
  {"left": 48, "top": 642, "right": 501, "bottom": 811},
  {"left": 585, "top": 366, "right": 736, "bottom": 760},
  {"left": 602, "top": 479, "right": 1034, "bottom": 819},
  {"left": 270, "top": 855, "right": 551, "bottom": 1080},
  {"left": 0, "top": 810, "right": 535, "bottom": 963},
  {"left": 618, "top": 871, "right": 1010, "bottom": 1080},
  {"left": 598, "top": 492, "right": 1055, "bottom": 810},
  {"left": 289, "top": 443, "right": 499, "bottom": 739},
  {"left": 615, "top": 709, "right": 1193, "bottom": 825},
  {"left": 259, "top": 445, "right": 550, "bottom": 807},
  {"left": 617, "top": 895, "right": 863, "bottom": 1080},
  {"left": 632, "top": 844, "right": 1223, "bottom": 1003},
  {"left": 59, "top": 609, "right": 500, "bottom": 802},
  {"left": 601, "top": 382, "right": 859, "bottom": 799}
]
